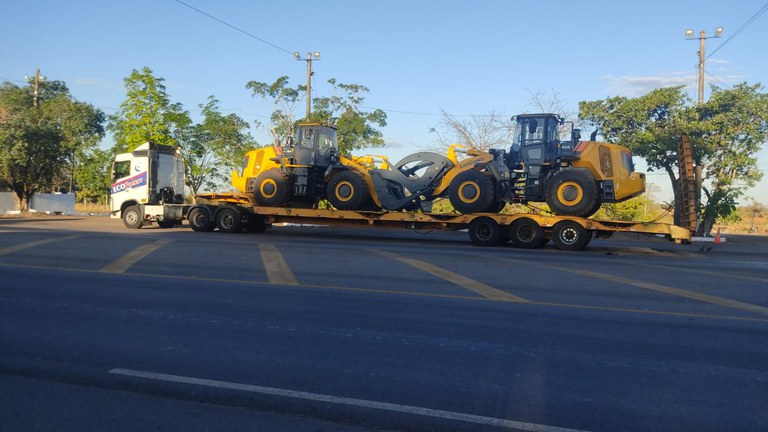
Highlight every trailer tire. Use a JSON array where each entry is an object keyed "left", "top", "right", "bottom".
[
  {"left": 449, "top": 170, "right": 496, "bottom": 214},
  {"left": 244, "top": 214, "right": 268, "bottom": 233},
  {"left": 468, "top": 217, "right": 502, "bottom": 246},
  {"left": 216, "top": 207, "right": 242, "bottom": 233},
  {"left": 546, "top": 169, "right": 599, "bottom": 217},
  {"left": 122, "top": 205, "right": 143, "bottom": 229},
  {"left": 254, "top": 170, "right": 293, "bottom": 206},
  {"left": 188, "top": 207, "right": 215, "bottom": 232},
  {"left": 551, "top": 220, "right": 592, "bottom": 251},
  {"left": 509, "top": 218, "right": 546, "bottom": 249},
  {"left": 327, "top": 171, "right": 370, "bottom": 210}
]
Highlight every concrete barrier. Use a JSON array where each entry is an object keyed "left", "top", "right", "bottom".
[
  {"left": 30, "top": 193, "right": 76, "bottom": 215},
  {"left": 0, "top": 192, "right": 15, "bottom": 214}
]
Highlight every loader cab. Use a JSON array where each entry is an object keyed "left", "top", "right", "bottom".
[
  {"left": 510, "top": 114, "right": 580, "bottom": 168},
  {"left": 293, "top": 123, "right": 338, "bottom": 168}
]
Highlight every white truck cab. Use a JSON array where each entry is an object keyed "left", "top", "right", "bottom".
[{"left": 110, "top": 142, "right": 186, "bottom": 228}]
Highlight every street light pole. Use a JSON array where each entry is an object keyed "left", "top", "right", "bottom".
[
  {"left": 294, "top": 51, "right": 321, "bottom": 119},
  {"left": 685, "top": 27, "right": 723, "bottom": 104}
]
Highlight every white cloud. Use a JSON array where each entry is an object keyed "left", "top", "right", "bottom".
[{"left": 601, "top": 73, "right": 695, "bottom": 97}]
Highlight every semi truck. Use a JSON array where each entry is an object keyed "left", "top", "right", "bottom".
[{"left": 109, "top": 120, "right": 692, "bottom": 251}]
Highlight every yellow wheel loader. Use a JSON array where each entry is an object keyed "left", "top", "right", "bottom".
[{"left": 231, "top": 115, "right": 645, "bottom": 218}]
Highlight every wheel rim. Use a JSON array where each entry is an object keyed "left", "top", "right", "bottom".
[
  {"left": 220, "top": 213, "right": 235, "bottom": 229},
  {"left": 559, "top": 226, "right": 579, "bottom": 244},
  {"left": 458, "top": 181, "right": 480, "bottom": 203},
  {"left": 260, "top": 179, "right": 277, "bottom": 199},
  {"left": 476, "top": 223, "right": 493, "bottom": 241},
  {"left": 126, "top": 211, "right": 138, "bottom": 225},
  {"left": 517, "top": 225, "right": 535, "bottom": 242},
  {"left": 557, "top": 181, "right": 584, "bottom": 205},
  {"left": 334, "top": 181, "right": 354, "bottom": 202},
  {"left": 192, "top": 212, "right": 207, "bottom": 228}
]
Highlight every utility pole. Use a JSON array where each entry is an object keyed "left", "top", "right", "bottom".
[
  {"left": 294, "top": 51, "right": 320, "bottom": 119},
  {"left": 684, "top": 27, "right": 723, "bottom": 234},
  {"left": 25, "top": 68, "right": 44, "bottom": 108},
  {"left": 685, "top": 27, "right": 723, "bottom": 104}
]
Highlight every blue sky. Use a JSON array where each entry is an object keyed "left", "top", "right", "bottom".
[{"left": 2, "top": 0, "right": 767, "bottom": 204}]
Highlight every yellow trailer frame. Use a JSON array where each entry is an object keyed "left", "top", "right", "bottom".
[{"left": 192, "top": 192, "right": 691, "bottom": 250}]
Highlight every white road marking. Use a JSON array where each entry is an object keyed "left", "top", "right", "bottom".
[{"left": 109, "top": 368, "right": 591, "bottom": 432}]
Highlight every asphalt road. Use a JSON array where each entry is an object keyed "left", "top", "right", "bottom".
[{"left": 1, "top": 216, "right": 767, "bottom": 432}]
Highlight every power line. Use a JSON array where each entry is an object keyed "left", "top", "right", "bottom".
[
  {"left": 0, "top": 76, "right": 27, "bottom": 84},
  {"left": 707, "top": 2, "right": 768, "bottom": 60},
  {"left": 174, "top": 0, "right": 293, "bottom": 56}
]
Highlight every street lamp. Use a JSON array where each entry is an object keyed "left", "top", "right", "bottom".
[
  {"left": 685, "top": 27, "right": 724, "bottom": 104},
  {"left": 295, "top": 51, "right": 320, "bottom": 118}
]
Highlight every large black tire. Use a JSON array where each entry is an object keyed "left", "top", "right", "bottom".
[
  {"left": 545, "top": 169, "right": 600, "bottom": 217},
  {"left": 244, "top": 214, "right": 268, "bottom": 233},
  {"left": 254, "top": 169, "right": 293, "bottom": 206},
  {"left": 327, "top": 171, "right": 370, "bottom": 210},
  {"left": 188, "top": 207, "right": 215, "bottom": 232},
  {"left": 157, "top": 220, "right": 176, "bottom": 229},
  {"left": 551, "top": 220, "right": 592, "bottom": 251},
  {"left": 216, "top": 207, "right": 242, "bottom": 233},
  {"left": 122, "top": 205, "right": 143, "bottom": 229},
  {"left": 449, "top": 170, "right": 496, "bottom": 214},
  {"left": 509, "top": 217, "right": 547, "bottom": 249},
  {"left": 468, "top": 217, "right": 503, "bottom": 246}
]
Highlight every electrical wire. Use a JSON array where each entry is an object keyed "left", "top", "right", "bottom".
[
  {"left": 174, "top": 0, "right": 294, "bottom": 56},
  {"left": 707, "top": 2, "right": 768, "bottom": 60}
]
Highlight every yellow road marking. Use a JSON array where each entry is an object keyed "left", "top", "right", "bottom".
[
  {"left": 372, "top": 249, "right": 529, "bottom": 303},
  {"left": 632, "top": 261, "right": 768, "bottom": 284},
  {"left": 0, "top": 235, "right": 81, "bottom": 256},
  {"left": 99, "top": 239, "right": 171, "bottom": 273},
  {"left": 495, "top": 256, "right": 768, "bottom": 316},
  {"left": 259, "top": 243, "right": 299, "bottom": 285},
  {"left": 1, "top": 261, "right": 767, "bottom": 323}
]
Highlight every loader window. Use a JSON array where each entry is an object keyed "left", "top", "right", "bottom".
[{"left": 113, "top": 160, "right": 130, "bottom": 181}]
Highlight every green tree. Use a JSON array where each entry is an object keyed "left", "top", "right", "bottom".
[
  {"left": 579, "top": 84, "right": 768, "bottom": 235},
  {"left": 0, "top": 79, "right": 104, "bottom": 211},
  {"left": 247, "top": 77, "right": 387, "bottom": 155},
  {"left": 108, "top": 67, "right": 176, "bottom": 153},
  {"left": 695, "top": 83, "right": 768, "bottom": 235},
  {"left": 579, "top": 86, "right": 694, "bottom": 225},
  {"left": 172, "top": 97, "right": 256, "bottom": 198},
  {"left": 111, "top": 68, "right": 255, "bottom": 201},
  {"left": 73, "top": 147, "right": 111, "bottom": 206}
]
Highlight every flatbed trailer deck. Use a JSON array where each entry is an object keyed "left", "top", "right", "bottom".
[{"left": 189, "top": 192, "right": 691, "bottom": 251}]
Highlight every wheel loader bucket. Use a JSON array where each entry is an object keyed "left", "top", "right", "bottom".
[{"left": 370, "top": 152, "right": 453, "bottom": 211}]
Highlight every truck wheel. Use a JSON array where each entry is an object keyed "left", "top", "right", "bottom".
[
  {"left": 327, "top": 171, "right": 370, "bottom": 210},
  {"left": 254, "top": 170, "right": 293, "bottom": 206},
  {"left": 551, "top": 220, "right": 592, "bottom": 251},
  {"left": 509, "top": 217, "right": 546, "bottom": 249},
  {"left": 468, "top": 217, "right": 502, "bottom": 246},
  {"left": 244, "top": 214, "right": 268, "bottom": 233},
  {"left": 449, "top": 170, "right": 496, "bottom": 214},
  {"left": 188, "top": 207, "right": 215, "bottom": 232},
  {"left": 216, "top": 207, "right": 242, "bottom": 233},
  {"left": 545, "top": 169, "right": 599, "bottom": 217},
  {"left": 157, "top": 220, "right": 176, "bottom": 229},
  {"left": 122, "top": 205, "right": 143, "bottom": 229}
]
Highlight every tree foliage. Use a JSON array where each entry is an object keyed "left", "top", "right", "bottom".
[
  {"left": 578, "top": 83, "right": 768, "bottom": 234},
  {"left": 0, "top": 79, "right": 104, "bottom": 211},
  {"left": 247, "top": 76, "right": 387, "bottom": 155},
  {"left": 110, "top": 68, "right": 255, "bottom": 199}
]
